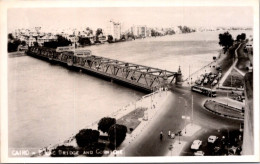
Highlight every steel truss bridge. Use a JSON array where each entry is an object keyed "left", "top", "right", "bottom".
[{"left": 27, "top": 47, "right": 182, "bottom": 92}]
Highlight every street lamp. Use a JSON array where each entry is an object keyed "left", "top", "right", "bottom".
[
  {"left": 219, "top": 127, "right": 230, "bottom": 155},
  {"left": 169, "top": 144, "right": 173, "bottom": 156},
  {"left": 179, "top": 96, "right": 189, "bottom": 134},
  {"left": 181, "top": 115, "right": 190, "bottom": 134},
  {"left": 178, "top": 130, "right": 181, "bottom": 144}
]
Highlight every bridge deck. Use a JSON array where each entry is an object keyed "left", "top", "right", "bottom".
[{"left": 27, "top": 47, "right": 182, "bottom": 92}]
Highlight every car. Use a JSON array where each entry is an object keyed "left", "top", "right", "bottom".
[
  {"left": 203, "top": 78, "right": 208, "bottom": 84},
  {"left": 212, "top": 79, "right": 218, "bottom": 86},
  {"left": 194, "top": 151, "right": 205, "bottom": 156},
  {"left": 195, "top": 80, "right": 202, "bottom": 85},
  {"left": 170, "top": 133, "right": 175, "bottom": 139},
  {"left": 208, "top": 135, "right": 218, "bottom": 143},
  {"left": 191, "top": 140, "right": 202, "bottom": 150}
]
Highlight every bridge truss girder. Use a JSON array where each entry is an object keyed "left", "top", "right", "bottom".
[{"left": 80, "top": 55, "right": 178, "bottom": 91}]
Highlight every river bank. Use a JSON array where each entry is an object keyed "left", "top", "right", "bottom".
[
  {"left": 8, "top": 51, "right": 27, "bottom": 58},
  {"left": 33, "top": 40, "right": 245, "bottom": 157},
  {"left": 8, "top": 30, "right": 252, "bottom": 157},
  {"left": 34, "top": 89, "right": 169, "bottom": 157}
]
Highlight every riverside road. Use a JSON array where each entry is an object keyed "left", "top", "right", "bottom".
[{"left": 124, "top": 87, "right": 242, "bottom": 156}]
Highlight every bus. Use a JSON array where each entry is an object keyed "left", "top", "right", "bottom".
[{"left": 191, "top": 85, "right": 217, "bottom": 97}]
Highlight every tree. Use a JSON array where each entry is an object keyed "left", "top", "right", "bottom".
[
  {"left": 8, "top": 39, "right": 21, "bottom": 52},
  {"left": 34, "top": 42, "right": 39, "bottom": 47},
  {"left": 236, "top": 34, "right": 241, "bottom": 41},
  {"left": 107, "top": 35, "right": 114, "bottom": 43},
  {"left": 95, "top": 28, "right": 103, "bottom": 42},
  {"left": 120, "top": 34, "right": 126, "bottom": 40},
  {"left": 219, "top": 32, "right": 234, "bottom": 53},
  {"left": 43, "top": 35, "right": 72, "bottom": 48},
  {"left": 151, "top": 29, "right": 159, "bottom": 37},
  {"left": 126, "top": 32, "right": 135, "bottom": 40},
  {"left": 108, "top": 124, "right": 127, "bottom": 149},
  {"left": 57, "top": 35, "right": 72, "bottom": 47},
  {"left": 240, "top": 33, "right": 246, "bottom": 40},
  {"left": 8, "top": 33, "right": 14, "bottom": 40},
  {"left": 75, "top": 129, "right": 100, "bottom": 147},
  {"left": 86, "top": 27, "right": 93, "bottom": 35},
  {"left": 165, "top": 29, "right": 175, "bottom": 35},
  {"left": 78, "top": 37, "right": 91, "bottom": 46},
  {"left": 21, "top": 41, "right": 26, "bottom": 46},
  {"left": 98, "top": 117, "right": 116, "bottom": 133}
]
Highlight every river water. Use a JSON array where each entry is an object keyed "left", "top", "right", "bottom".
[{"left": 8, "top": 30, "right": 252, "bottom": 150}]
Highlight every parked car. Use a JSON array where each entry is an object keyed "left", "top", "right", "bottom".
[
  {"left": 170, "top": 133, "right": 175, "bottom": 139},
  {"left": 194, "top": 151, "right": 205, "bottom": 156},
  {"left": 203, "top": 78, "right": 208, "bottom": 84},
  {"left": 208, "top": 135, "right": 218, "bottom": 143},
  {"left": 216, "top": 66, "right": 222, "bottom": 71},
  {"left": 191, "top": 140, "right": 202, "bottom": 150},
  {"left": 199, "top": 74, "right": 205, "bottom": 81},
  {"left": 212, "top": 79, "right": 218, "bottom": 86},
  {"left": 209, "top": 74, "right": 217, "bottom": 82},
  {"left": 195, "top": 80, "right": 202, "bottom": 85}
]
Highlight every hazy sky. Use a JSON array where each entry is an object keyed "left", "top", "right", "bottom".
[{"left": 8, "top": 7, "right": 253, "bottom": 32}]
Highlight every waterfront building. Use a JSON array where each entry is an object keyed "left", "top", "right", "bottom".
[
  {"left": 106, "top": 20, "right": 121, "bottom": 40},
  {"left": 146, "top": 28, "right": 152, "bottom": 37},
  {"left": 28, "top": 36, "right": 36, "bottom": 47},
  {"left": 37, "top": 34, "right": 57, "bottom": 46},
  {"left": 131, "top": 25, "right": 147, "bottom": 38}
]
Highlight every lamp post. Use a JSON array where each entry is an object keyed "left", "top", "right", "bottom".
[
  {"left": 219, "top": 127, "right": 230, "bottom": 155},
  {"left": 226, "top": 92, "right": 229, "bottom": 106},
  {"left": 178, "top": 130, "right": 181, "bottom": 144},
  {"left": 169, "top": 144, "right": 173, "bottom": 156},
  {"left": 179, "top": 96, "right": 189, "bottom": 133}
]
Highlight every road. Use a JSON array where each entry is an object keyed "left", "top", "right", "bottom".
[
  {"left": 218, "top": 43, "right": 242, "bottom": 87},
  {"left": 123, "top": 87, "right": 242, "bottom": 156}
]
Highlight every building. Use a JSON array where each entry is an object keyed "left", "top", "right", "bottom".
[
  {"left": 146, "top": 28, "right": 152, "bottom": 37},
  {"left": 37, "top": 34, "right": 57, "bottom": 46},
  {"left": 106, "top": 20, "right": 121, "bottom": 40},
  {"left": 131, "top": 25, "right": 147, "bottom": 38},
  {"left": 242, "top": 72, "right": 254, "bottom": 155},
  {"left": 28, "top": 36, "right": 36, "bottom": 47}
]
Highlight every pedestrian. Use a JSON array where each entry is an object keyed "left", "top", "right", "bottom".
[
  {"left": 168, "top": 130, "right": 171, "bottom": 136},
  {"left": 160, "top": 131, "right": 163, "bottom": 140}
]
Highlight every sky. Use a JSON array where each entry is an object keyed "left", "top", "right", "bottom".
[{"left": 8, "top": 7, "right": 253, "bottom": 32}]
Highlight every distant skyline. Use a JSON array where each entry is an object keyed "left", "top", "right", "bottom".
[{"left": 8, "top": 7, "right": 253, "bottom": 33}]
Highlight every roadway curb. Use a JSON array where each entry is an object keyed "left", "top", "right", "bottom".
[{"left": 203, "top": 100, "right": 244, "bottom": 121}]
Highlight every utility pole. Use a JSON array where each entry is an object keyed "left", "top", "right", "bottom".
[
  {"left": 231, "top": 75, "right": 232, "bottom": 90},
  {"left": 189, "top": 65, "right": 191, "bottom": 87},
  {"left": 184, "top": 101, "right": 187, "bottom": 134},
  {"left": 227, "top": 92, "right": 228, "bottom": 106},
  {"left": 191, "top": 95, "right": 194, "bottom": 125},
  {"left": 211, "top": 84, "right": 213, "bottom": 100}
]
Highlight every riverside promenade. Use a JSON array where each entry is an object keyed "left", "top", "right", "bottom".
[{"left": 35, "top": 89, "right": 169, "bottom": 157}]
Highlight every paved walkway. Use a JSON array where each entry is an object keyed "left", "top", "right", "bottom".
[
  {"left": 218, "top": 43, "right": 242, "bottom": 88},
  {"left": 234, "top": 67, "right": 246, "bottom": 76},
  {"left": 165, "top": 123, "right": 202, "bottom": 156},
  {"left": 214, "top": 97, "right": 245, "bottom": 109},
  {"left": 36, "top": 89, "right": 169, "bottom": 157},
  {"left": 109, "top": 90, "right": 170, "bottom": 156},
  {"left": 204, "top": 100, "right": 244, "bottom": 120}
]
